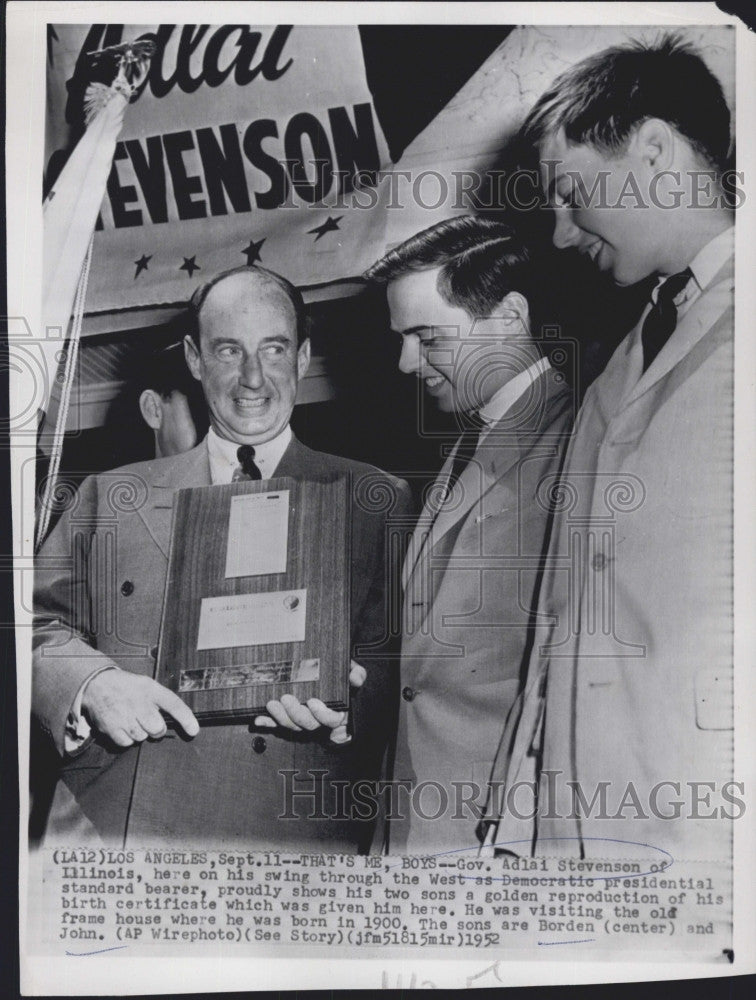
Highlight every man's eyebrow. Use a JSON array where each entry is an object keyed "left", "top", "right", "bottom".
[
  {"left": 207, "top": 333, "right": 293, "bottom": 346},
  {"left": 396, "top": 325, "right": 431, "bottom": 337},
  {"left": 259, "top": 333, "right": 293, "bottom": 344},
  {"left": 206, "top": 335, "right": 243, "bottom": 346}
]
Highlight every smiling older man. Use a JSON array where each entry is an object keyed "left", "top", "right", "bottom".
[{"left": 33, "top": 264, "right": 411, "bottom": 849}]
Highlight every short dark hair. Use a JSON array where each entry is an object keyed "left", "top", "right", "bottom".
[
  {"left": 520, "top": 33, "right": 731, "bottom": 171},
  {"left": 138, "top": 337, "right": 209, "bottom": 439},
  {"left": 364, "top": 215, "right": 540, "bottom": 324},
  {"left": 140, "top": 340, "right": 196, "bottom": 399},
  {"left": 187, "top": 264, "right": 310, "bottom": 347}
]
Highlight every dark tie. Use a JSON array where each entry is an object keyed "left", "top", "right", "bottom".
[
  {"left": 641, "top": 268, "right": 693, "bottom": 372},
  {"left": 445, "top": 411, "right": 486, "bottom": 496},
  {"left": 233, "top": 444, "right": 262, "bottom": 481}
]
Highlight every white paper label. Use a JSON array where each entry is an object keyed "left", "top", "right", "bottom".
[
  {"left": 225, "top": 490, "right": 289, "bottom": 578},
  {"left": 196, "top": 590, "right": 306, "bottom": 651}
]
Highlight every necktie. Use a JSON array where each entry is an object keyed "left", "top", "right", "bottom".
[
  {"left": 641, "top": 268, "right": 693, "bottom": 372},
  {"left": 445, "top": 411, "right": 486, "bottom": 496},
  {"left": 233, "top": 444, "right": 262, "bottom": 481}
]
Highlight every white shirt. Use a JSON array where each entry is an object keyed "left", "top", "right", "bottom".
[
  {"left": 651, "top": 225, "right": 734, "bottom": 320},
  {"left": 477, "top": 356, "right": 551, "bottom": 435},
  {"left": 207, "top": 423, "right": 292, "bottom": 484}
]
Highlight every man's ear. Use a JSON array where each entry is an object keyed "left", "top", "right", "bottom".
[
  {"left": 497, "top": 291, "right": 531, "bottom": 335},
  {"left": 632, "top": 118, "right": 676, "bottom": 172},
  {"left": 183, "top": 335, "right": 202, "bottom": 381},
  {"left": 139, "top": 389, "right": 163, "bottom": 430},
  {"left": 297, "top": 337, "right": 311, "bottom": 381}
]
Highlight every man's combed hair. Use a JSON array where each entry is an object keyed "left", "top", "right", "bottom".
[
  {"left": 521, "top": 33, "right": 731, "bottom": 170},
  {"left": 187, "top": 264, "right": 310, "bottom": 346},
  {"left": 139, "top": 340, "right": 197, "bottom": 399},
  {"left": 364, "top": 216, "right": 538, "bottom": 321}
]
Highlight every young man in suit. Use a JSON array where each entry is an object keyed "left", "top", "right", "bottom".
[
  {"left": 33, "top": 264, "right": 412, "bottom": 849},
  {"left": 481, "top": 36, "right": 735, "bottom": 862},
  {"left": 365, "top": 216, "right": 574, "bottom": 853}
]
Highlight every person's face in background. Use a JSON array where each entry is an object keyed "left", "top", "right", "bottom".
[
  {"left": 139, "top": 387, "right": 198, "bottom": 458},
  {"left": 387, "top": 266, "right": 531, "bottom": 414},
  {"left": 184, "top": 272, "right": 310, "bottom": 445}
]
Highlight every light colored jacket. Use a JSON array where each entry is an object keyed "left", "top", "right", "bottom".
[
  {"left": 33, "top": 435, "right": 412, "bottom": 848},
  {"left": 487, "top": 250, "right": 734, "bottom": 864}
]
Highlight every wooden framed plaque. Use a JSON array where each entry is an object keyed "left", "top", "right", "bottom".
[{"left": 155, "top": 474, "right": 351, "bottom": 720}]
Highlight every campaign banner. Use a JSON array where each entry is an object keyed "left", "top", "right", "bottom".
[{"left": 45, "top": 24, "right": 393, "bottom": 312}]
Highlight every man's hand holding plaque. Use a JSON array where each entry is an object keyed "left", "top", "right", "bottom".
[
  {"left": 32, "top": 264, "right": 412, "bottom": 846},
  {"left": 157, "top": 474, "right": 353, "bottom": 721},
  {"left": 255, "top": 660, "right": 367, "bottom": 744},
  {"left": 80, "top": 670, "right": 200, "bottom": 747}
]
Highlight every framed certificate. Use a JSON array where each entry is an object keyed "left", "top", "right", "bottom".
[{"left": 155, "top": 474, "right": 351, "bottom": 720}]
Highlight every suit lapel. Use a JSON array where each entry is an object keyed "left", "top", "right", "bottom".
[
  {"left": 136, "top": 441, "right": 212, "bottom": 558},
  {"left": 588, "top": 253, "right": 734, "bottom": 427},
  {"left": 401, "top": 450, "right": 454, "bottom": 592},
  {"left": 428, "top": 430, "right": 523, "bottom": 552},
  {"left": 624, "top": 254, "right": 734, "bottom": 407},
  {"left": 272, "top": 435, "right": 326, "bottom": 479},
  {"left": 402, "top": 368, "right": 563, "bottom": 595}
]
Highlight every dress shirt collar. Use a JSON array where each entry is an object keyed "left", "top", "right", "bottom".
[
  {"left": 687, "top": 224, "right": 735, "bottom": 293},
  {"left": 652, "top": 224, "right": 734, "bottom": 308},
  {"left": 477, "top": 356, "right": 551, "bottom": 431},
  {"left": 206, "top": 423, "right": 292, "bottom": 485}
]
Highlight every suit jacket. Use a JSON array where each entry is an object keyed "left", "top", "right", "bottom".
[
  {"left": 33, "top": 435, "right": 412, "bottom": 849},
  {"left": 487, "top": 250, "right": 734, "bottom": 863},
  {"left": 389, "top": 368, "right": 573, "bottom": 853}
]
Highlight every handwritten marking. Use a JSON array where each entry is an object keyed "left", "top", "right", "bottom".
[
  {"left": 65, "top": 945, "right": 128, "bottom": 957},
  {"left": 538, "top": 938, "right": 596, "bottom": 946}
]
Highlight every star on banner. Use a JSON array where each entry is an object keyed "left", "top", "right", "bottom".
[
  {"left": 307, "top": 216, "right": 343, "bottom": 242},
  {"left": 242, "top": 238, "right": 266, "bottom": 265},
  {"left": 180, "top": 256, "right": 200, "bottom": 278},
  {"left": 134, "top": 254, "right": 152, "bottom": 279}
]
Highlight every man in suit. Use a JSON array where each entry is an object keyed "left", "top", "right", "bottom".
[
  {"left": 482, "top": 36, "right": 735, "bottom": 862},
  {"left": 364, "top": 217, "right": 573, "bottom": 853},
  {"left": 33, "top": 264, "right": 411, "bottom": 849}
]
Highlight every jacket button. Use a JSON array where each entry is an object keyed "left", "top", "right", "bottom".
[
  {"left": 120, "top": 580, "right": 134, "bottom": 596},
  {"left": 591, "top": 554, "right": 606, "bottom": 572},
  {"left": 402, "top": 686, "right": 416, "bottom": 702},
  {"left": 252, "top": 736, "right": 267, "bottom": 754}
]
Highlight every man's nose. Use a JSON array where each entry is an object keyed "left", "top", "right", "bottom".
[
  {"left": 398, "top": 334, "right": 421, "bottom": 375},
  {"left": 239, "top": 353, "right": 265, "bottom": 387},
  {"left": 552, "top": 206, "right": 582, "bottom": 250}
]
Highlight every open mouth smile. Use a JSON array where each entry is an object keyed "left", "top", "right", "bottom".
[{"left": 234, "top": 397, "right": 269, "bottom": 409}]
